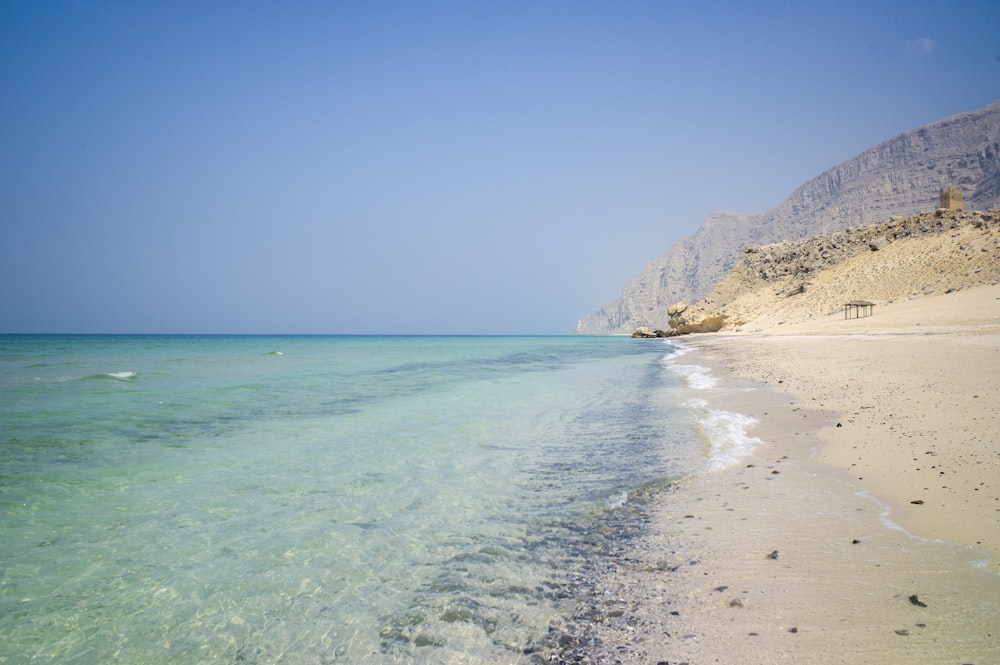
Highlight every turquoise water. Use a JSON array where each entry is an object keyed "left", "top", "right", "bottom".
[{"left": 0, "top": 335, "right": 731, "bottom": 664}]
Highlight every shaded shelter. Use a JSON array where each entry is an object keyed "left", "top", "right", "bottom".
[{"left": 844, "top": 300, "right": 875, "bottom": 319}]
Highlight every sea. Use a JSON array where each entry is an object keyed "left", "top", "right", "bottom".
[{"left": 0, "top": 335, "right": 758, "bottom": 664}]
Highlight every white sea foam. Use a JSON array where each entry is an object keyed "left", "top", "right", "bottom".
[
  {"left": 687, "top": 398, "right": 760, "bottom": 471},
  {"left": 661, "top": 343, "right": 717, "bottom": 389},
  {"left": 82, "top": 371, "right": 137, "bottom": 381},
  {"left": 661, "top": 342, "right": 692, "bottom": 361},
  {"left": 669, "top": 364, "right": 718, "bottom": 390},
  {"left": 604, "top": 489, "right": 628, "bottom": 511}
]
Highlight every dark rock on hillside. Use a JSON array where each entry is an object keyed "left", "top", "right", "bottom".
[{"left": 671, "top": 207, "right": 1000, "bottom": 333}]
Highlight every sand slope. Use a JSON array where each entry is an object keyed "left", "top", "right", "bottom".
[{"left": 679, "top": 208, "right": 1000, "bottom": 333}]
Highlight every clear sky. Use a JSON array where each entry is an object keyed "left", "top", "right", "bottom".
[{"left": 2, "top": 1, "right": 998, "bottom": 334}]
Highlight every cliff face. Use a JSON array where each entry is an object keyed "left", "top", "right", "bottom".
[{"left": 576, "top": 100, "right": 1000, "bottom": 334}]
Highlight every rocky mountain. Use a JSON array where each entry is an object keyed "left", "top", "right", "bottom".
[
  {"left": 665, "top": 207, "right": 1000, "bottom": 335},
  {"left": 576, "top": 99, "right": 1000, "bottom": 334}
]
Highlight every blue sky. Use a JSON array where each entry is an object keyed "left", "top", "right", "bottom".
[{"left": 2, "top": 1, "right": 998, "bottom": 334}]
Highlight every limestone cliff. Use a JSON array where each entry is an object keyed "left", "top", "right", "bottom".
[{"left": 576, "top": 99, "right": 1000, "bottom": 334}]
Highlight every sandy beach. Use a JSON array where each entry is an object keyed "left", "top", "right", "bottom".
[{"left": 562, "top": 284, "right": 1000, "bottom": 664}]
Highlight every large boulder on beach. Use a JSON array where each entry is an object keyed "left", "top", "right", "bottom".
[{"left": 666, "top": 314, "right": 728, "bottom": 336}]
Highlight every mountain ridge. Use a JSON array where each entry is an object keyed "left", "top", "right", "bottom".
[{"left": 576, "top": 100, "right": 1000, "bottom": 334}]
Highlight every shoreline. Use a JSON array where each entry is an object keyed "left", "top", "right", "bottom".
[
  {"left": 556, "top": 285, "right": 1000, "bottom": 664},
  {"left": 690, "top": 284, "right": 1000, "bottom": 570},
  {"left": 689, "top": 332, "right": 1000, "bottom": 569}
]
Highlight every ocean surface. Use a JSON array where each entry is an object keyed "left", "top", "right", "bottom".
[{"left": 0, "top": 335, "right": 756, "bottom": 664}]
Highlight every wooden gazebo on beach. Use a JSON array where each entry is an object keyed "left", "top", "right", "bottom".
[{"left": 844, "top": 300, "right": 875, "bottom": 319}]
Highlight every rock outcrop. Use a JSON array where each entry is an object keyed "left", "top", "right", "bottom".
[
  {"left": 577, "top": 99, "right": 1000, "bottom": 334},
  {"left": 669, "top": 208, "right": 1000, "bottom": 334}
]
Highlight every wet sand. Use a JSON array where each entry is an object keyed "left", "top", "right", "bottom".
[{"left": 558, "top": 285, "right": 1000, "bottom": 664}]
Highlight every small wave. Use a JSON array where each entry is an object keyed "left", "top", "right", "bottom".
[
  {"left": 689, "top": 399, "right": 760, "bottom": 471},
  {"left": 82, "top": 371, "right": 137, "bottom": 381},
  {"left": 661, "top": 343, "right": 717, "bottom": 389},
  {"left": 265, "top": 351, "right": 284, "bottom": 356},
  {"left": 669, "top": 364, "right": 718, "bottom": 390},
  {"left": 603, "top": 489, "right": 628, "bottom": 511},
  {"left": 661, "top": 342, "right": 692, "bottom": 361}
]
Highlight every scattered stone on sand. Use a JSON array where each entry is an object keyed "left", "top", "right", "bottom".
[
  {"left": 910, "top": 499, "right": 925, "bottom": 505},
  {"left": 908, "top": 594, "right": 928, "bottom": 608},
  {"left": 766, "top": 550, "right": 780, "bottom": 560}
]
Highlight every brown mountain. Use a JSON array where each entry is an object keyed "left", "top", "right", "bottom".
[
  {"left": 575, "top": 100, "right": 1000, "bottom": 334},
  {"left": 670, "top": 207, "right": 1000, "bottom": 335}
]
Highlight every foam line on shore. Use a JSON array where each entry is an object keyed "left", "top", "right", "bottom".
[
  {"left": 668, "top": 363, "right": 718, "bottom": 389},
  {"left": 558, "top": 321, "right": 1000, "bottom": 663},
  {"left": 662, "top": 343, "right": 759, "bottom": 470},
  {"left": 685, "top": 397, "right": 760, "bottom": 471},
  {"left": 662, "top": 342, "right": 715, "bottom": 389}
]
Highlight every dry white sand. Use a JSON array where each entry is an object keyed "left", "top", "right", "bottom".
[
  {"left": 701, "top": 285, "right": 1000, "bottom": 568},
  {"left": 568, "top": 284, "right": 1000, "bottom": 664}
]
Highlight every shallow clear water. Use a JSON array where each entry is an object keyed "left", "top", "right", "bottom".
[{"left": 0, "top": 335, "right": 727, "bottom": 664}]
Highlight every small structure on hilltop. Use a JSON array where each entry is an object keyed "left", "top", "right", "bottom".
[
  {"left": 844, "top": 300, "right": 875, "bottom": 319},
  {"left": 940, "top": 187, "right": 963, "bottom": 210}
]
